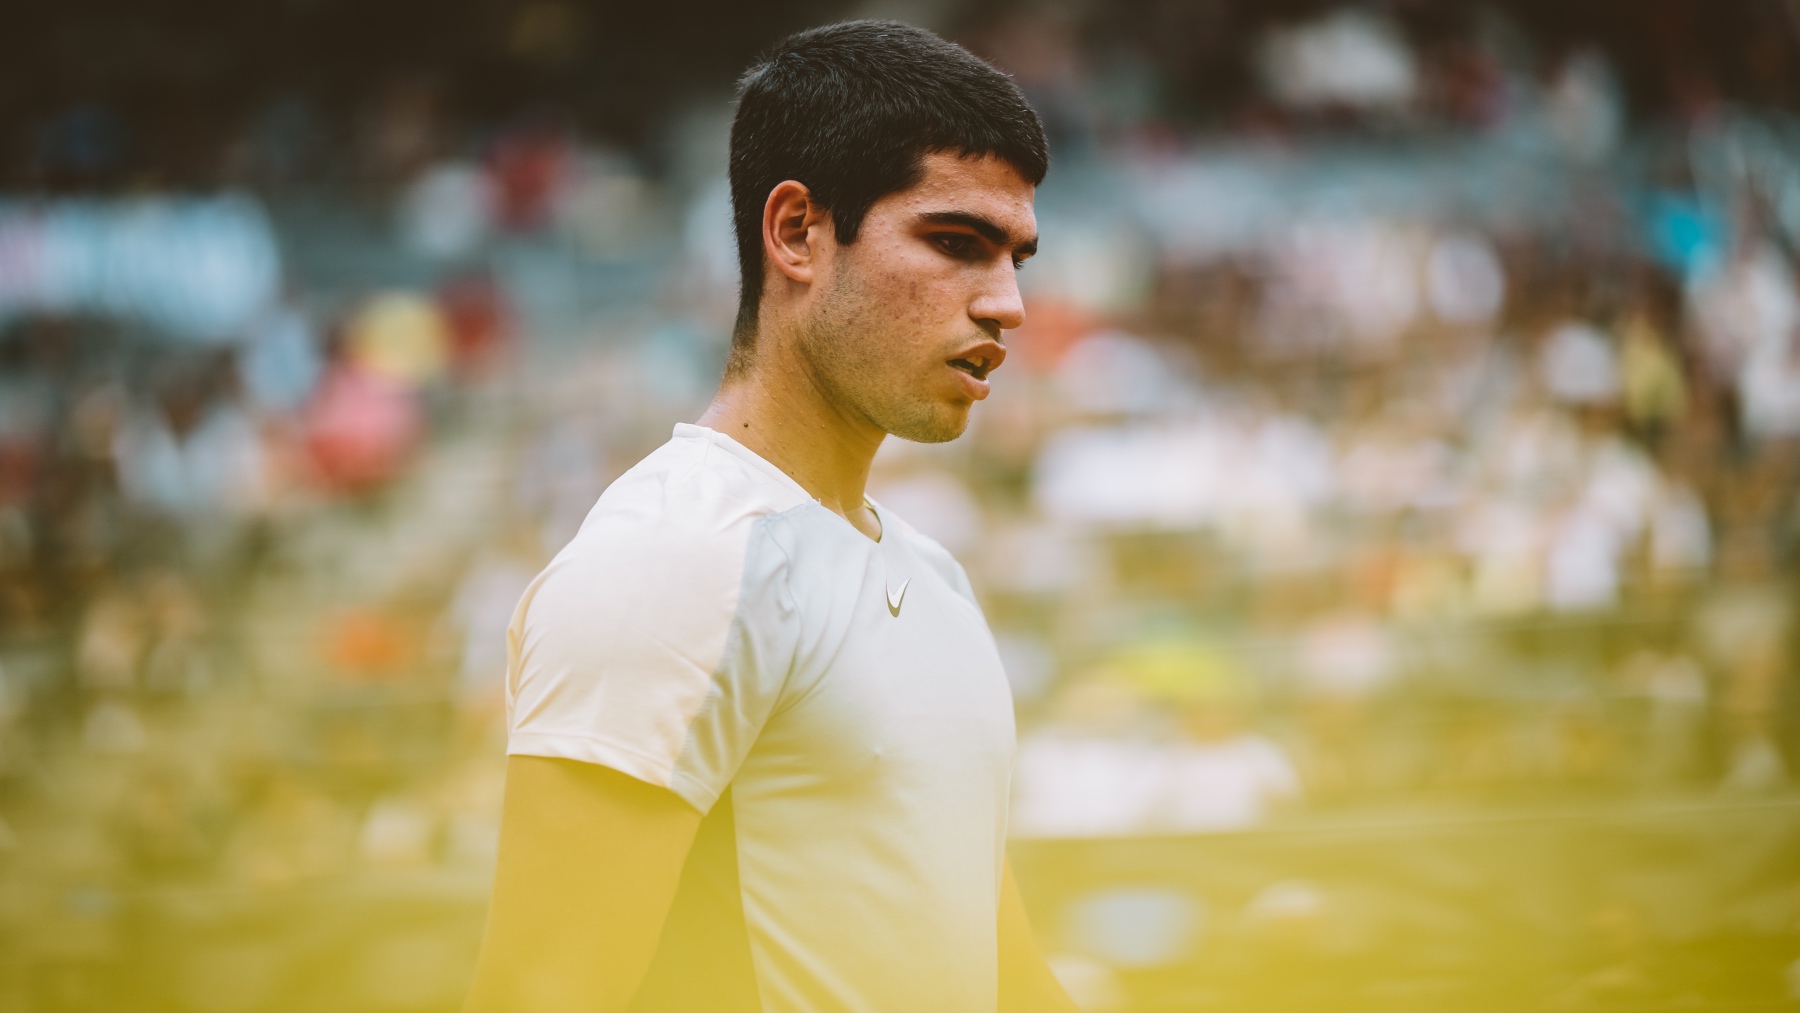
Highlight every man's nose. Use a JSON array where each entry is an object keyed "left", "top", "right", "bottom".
[{"left": 970, "top": 264, "right": 1026, "bottom": 333}]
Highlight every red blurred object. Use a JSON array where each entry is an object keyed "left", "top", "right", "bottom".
[
  {"left": 486, "top": 124, "right": 573, "bottom": 231},
  {"left": 438, "top": 274, "right": 516, "bottom": 378},
  {"left": 1009, "top": 296, "right": 1100, "bottom": 371},
  {"left": 322, "top": 608, "right": 420, "bottom": 680},
  {"left": 0, "top": 441, "right": 36, "bottom": 507},
  {"left": 303, "top": 364, "right": 423, "bottom": 494}
]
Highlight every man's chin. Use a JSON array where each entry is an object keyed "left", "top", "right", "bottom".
[{"left": 884, "top": 403, "right": 972, "bottom": 444}]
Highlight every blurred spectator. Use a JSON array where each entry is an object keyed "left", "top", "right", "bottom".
[
  {"left": 1257, "top": 9, "right": 1418, "bottom": 114},
  {"left": 1545, "top": 51, "right": 1624, "bottom": 163},
  {"left": 1012, "top": 674, "right": 1167, "bottom": 838},
  {"left": 399, "top": 161, "right": 494, "bottom": 260},
  {"left": 238, "top": 300, "right": 324, "bottom": 415},
  {"left": 1013, "top": 638, "right": 1300, "bottom": 836},
  {"left": 1541, "top": 321, "right": 1620, "bottom": 406},
  {"left": 1427, "top": 231, "right": 1508, "bottom": 326},
  {"left": 486, "top": 119, "right": 576, "bottom": 232},
  {"left": 1155, "top": 664, "right": 1302, "bottom": 832},
  {"left": 346, "top": 292, "right": 450, "bottom": 389},
  {"left": 303, "top": 364, "right": 423, "bottom": 495},
  {"left": 438, "top": 274, "right": 517, "bottom": 380},
  {"left": 1618, "top": 313, "right": 1687, "bottom": 435},
  {"left": 113, "top": 375, "right": 269, "bottom": 524}
]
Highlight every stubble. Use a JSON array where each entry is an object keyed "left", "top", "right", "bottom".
[{"left": 796, "top": 261, "right": 973, "bottom": 444}]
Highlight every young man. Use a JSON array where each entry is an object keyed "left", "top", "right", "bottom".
[{"left": 465, "top": 21, "right": 1077, "bottom": 1013}]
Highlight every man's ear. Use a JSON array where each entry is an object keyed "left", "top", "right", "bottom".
[{"left": 762, "top": 180, "right": 828, "bottom": 286}]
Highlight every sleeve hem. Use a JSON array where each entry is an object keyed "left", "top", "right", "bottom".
[{"left": 506, "top": 731, "right": 720, "bottom": 814}]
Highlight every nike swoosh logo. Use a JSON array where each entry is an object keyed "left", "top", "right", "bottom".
[{"left": 886, "top": 578, "right": 909, "bottom": 617}]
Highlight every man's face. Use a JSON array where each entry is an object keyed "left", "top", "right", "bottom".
[{"left": 798, "top": 151, "right": 1037, "bottom": 443}]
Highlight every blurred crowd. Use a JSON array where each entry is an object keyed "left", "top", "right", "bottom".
[{"left": 2, "top": 2, "right": 1799, "bottom": 1009}]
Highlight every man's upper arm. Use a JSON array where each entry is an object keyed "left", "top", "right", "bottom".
[
  {"left": 505, "top": 500, "right": 796, "bottom": 815},
  {"left": 464, "top": 756, "right": 701, "bottom": 1013}
]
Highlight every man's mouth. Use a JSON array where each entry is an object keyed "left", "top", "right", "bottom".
[
  {"left": 948, "top": 357, "right": 991, "bottom": 380},
  {"left": 946, "top": 342, "right": 1006, "bottom": 381}
]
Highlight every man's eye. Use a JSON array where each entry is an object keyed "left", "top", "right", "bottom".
[{"left": 935, "top": 234, "right": 976, "bottom": 256}]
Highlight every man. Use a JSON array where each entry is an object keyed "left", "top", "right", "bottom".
[{"left": 465, "top": 21, "right": 1077, "bottom": 1013}]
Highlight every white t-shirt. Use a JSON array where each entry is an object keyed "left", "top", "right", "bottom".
[{"left": 506, "top": 423, "right": 1016, "bottom": 1013}]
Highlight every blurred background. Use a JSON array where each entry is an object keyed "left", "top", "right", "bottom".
[{"left": 2, "top": 0, "right": 1800, "bottom": 1009}]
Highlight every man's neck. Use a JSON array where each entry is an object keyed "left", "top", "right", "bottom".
[{"left": 697, "top": 342, "right": 886, "bottom": 541}]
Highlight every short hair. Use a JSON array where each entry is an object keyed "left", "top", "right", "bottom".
[{"left": 726, "top": 20, "right": 1048, "bottom": 361}]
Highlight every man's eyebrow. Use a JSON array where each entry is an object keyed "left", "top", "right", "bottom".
[{"left": 918, "top": 211, "right": 1038, "bottom": 256}]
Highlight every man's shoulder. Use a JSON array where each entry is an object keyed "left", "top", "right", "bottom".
[
  {"left": 586, "top": 427, "right": 811, "bottom": 542},
  {"left": 539, "top": 428, "right": 810, "bottom": 603}
]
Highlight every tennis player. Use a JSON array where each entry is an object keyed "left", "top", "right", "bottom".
[{"left": 465, "top": 21, "right": 1077, "bottom": 1013}]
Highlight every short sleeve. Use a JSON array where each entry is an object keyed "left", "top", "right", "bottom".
[{"left": 504, "top": 508, "right": 798, "bottom": 814}]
